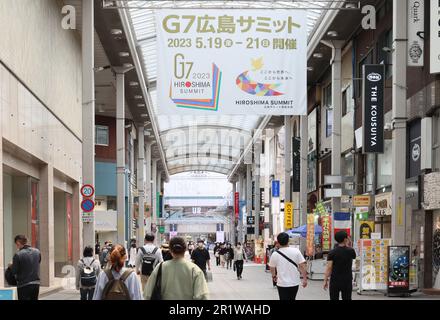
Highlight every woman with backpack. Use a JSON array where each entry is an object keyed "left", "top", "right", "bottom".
[
  {"left": 76, "top": 246, "right": 101, "bottom": 300},
  {"left": 93, "top": 244, "right": 142, "bottom": 300},
  {"left": 144, "top": 237, "right": 209, "bottom": 300}
]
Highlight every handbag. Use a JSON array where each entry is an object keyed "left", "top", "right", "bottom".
[
  {"left": 5, "top": 266, "right": 17, "bottom": 286},
  {"left": 150, "top": 262, "right": 163, "bottom": 300}
]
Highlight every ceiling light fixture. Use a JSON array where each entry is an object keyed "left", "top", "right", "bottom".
[
  {"left": 111, "top": 29, "right": 122, "bottom": 35},
  {"left": 313, "top": 53, "right": 323, "bottom": 59},
  {"left": 134, "top": 95, "right": 143, "bottom": 99},
  {"left": 307, "top": 67, "right": 314, "bottom": 72},
  {"left": 327, "top": 31, "right": 338, "bottom": 37},
  {"left": 123, "top": 63, "right": 133, "bottom": 68},
  {"left": 138, "top": 103, "right": 145, "bottom": 107},
  {"left": 119, "top": 52, "right": 130, "bottom": 57},
  {"left": 129, "top": 81, "right": 139, "bottom": 86}
]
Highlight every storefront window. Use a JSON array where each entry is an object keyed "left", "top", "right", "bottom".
[
  {"left": 433, "top": 212, "right": 440, "bottom": 288},
  {"left": 377, "top": 140, "right": 392, "bottom": 188},
  {"left": 365, "top": 153, "right": 375, "bottom": 192},
  {"left": 342, "top": 153, "right": 354, "bottom": 191},
  {"left": 433, "top": 112, "right": 440, "bottom": 170}
]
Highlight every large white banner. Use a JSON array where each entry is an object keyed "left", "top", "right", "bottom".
[
  {"left": 156, "top": 10, "right": 307, "bottom": 115},
  {"left": 431, "top": 0, "right": 440, "bottom": 73},
  {"left": 407, "top": 0, "right": 424, "bottom": 66}
]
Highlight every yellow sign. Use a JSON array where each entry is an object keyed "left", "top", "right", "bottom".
[
  {"left": 284, "top": 202, "right": 293, "bottom": 229},
  {"left": 359, "top": 221, "right": 375, "bottom": 239},
  {"left": 353, "top": 195, "right": 371, "bottom": 207}
]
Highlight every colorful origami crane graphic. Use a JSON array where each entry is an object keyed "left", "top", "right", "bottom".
[
  {"left": 236, "top": 57, "right": 284, "bottom": 96},
  {"left": 169, "top": 64, "right": 222, "bottom": 111}
]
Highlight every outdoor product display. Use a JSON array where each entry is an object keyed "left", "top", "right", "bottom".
[
  {"left": 387, "top": 246, "right": 410, "bottom": 295},
  {"left": 358, "top": 239, "right": 391, "bottom": 293}
]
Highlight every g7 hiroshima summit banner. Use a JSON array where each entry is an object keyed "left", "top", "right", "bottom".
[{"left": 155, "top": 10, "right": 307, "bottom": 115}]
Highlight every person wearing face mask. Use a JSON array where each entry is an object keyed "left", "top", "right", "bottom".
[
  {"left": 191, "top": 239, "right": 211, "bottom": 280},
  {"left": 233, "top": 242, "right": 247, "bottom": 280}
]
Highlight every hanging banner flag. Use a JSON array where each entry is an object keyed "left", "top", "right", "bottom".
[
  {"left": 155, "top": 10, "right": 307, "bottom": 115},
  {"left": 272, "top": 180, "right": 280, "bottom": 197},
  {"left": 334, "top": 212, "right": 351, "bottom": 237},
  {"left": 306, "top": 214, "right": 315, "bottom": 257},
  {"left": 362, "top": 64, "right": 384, "bottom": 153},
  {"left": 407, "top": 0, "right": 424, "bottom": 66},
  {"left": 234, "top": 192, "right": 239, "bottom": 219},
  {"left": 284, "top": 202, "right": 293, "bottom": 230},
  {"left": 321, "top": 213, "right": 332, "bottom": 251},
  {"left": 431, "top": 0, "right": 440, "bottom": 74}
]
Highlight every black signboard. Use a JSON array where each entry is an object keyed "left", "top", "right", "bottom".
[
  {"left": 407, "top": 119, "right": 421, "bottom": 178},
  {"left": 247, "top": 216, "right": 255, "bottom": 225},
  {"left": 292, "top": 137, "right": 301, "bottom": 192},
  {"left": 362, "top": 64, "right": 384, "bottom": 153},
  {"left": 387, "top": 246, "right": 410, "bottom": 295},
  {"left": 247, "top": 227, "right": 255, "bottom": 234}
]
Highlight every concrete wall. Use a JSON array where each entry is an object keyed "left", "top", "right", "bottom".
[{"left": 0, "top": 0, "right": 82, "bottom": 138}]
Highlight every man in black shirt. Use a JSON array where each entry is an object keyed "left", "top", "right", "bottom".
[
  {"left": 324, "top": 231, "right": 356, "bottom": 300},
  {"left": 191, "top": 240, "right": 211, "bottom": 279}
]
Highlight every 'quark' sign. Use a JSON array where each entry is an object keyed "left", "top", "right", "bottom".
[{"left": 362, "top": 64, "right": 384, "bottom": 154}]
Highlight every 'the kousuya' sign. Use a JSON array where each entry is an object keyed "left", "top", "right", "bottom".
[{"left": 362, "top": 64, "right": 384, "bottom": 153}]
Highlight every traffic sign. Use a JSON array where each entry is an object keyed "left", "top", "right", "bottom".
[
  {"left": 81, "top": 184, "right": 95, "bottom": 198},
  {"left": 81, "top": 199, "right": 95, "bottom": 212}
]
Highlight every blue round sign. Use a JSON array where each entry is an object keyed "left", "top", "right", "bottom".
[{"left": 81, "top": 199, "right": 95, "bottom": 213}]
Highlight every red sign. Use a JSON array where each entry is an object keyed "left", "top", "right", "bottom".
[
  {"left": 234, "top": 192, "right": 239, "bottom": 218},
  {"left": 81, "top": 184, "right": 95, "bottom": 198},
  {"left": 321, "top": 213, "right": 332, "bottom": 251}
]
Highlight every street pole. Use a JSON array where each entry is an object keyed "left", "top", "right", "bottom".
[{"left": 391, "top": 0, "right": 408, "bottom": 245}]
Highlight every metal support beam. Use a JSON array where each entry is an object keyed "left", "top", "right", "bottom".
[
  {"left": 232, "top": 181, "right": 237, "bottom": 245},
  {"left": 82, "top": 0, "right": 95, "bottom": 251},
  {"left": 323, "top": 40, "right": 344, "bottom": 241},
  {"left": 391, "top": 0, "right": 408, "bottom": 245},
  {"left": 284, "top": 116, "right": 292, "bottom": 204},
  {"left": 137, "top": 125, "right": 145, "bottom": 245},
  {"left": 116, "top": 71, "right": 126, "bottom": 246},
  {"left": 254, "top": 140, "right": 262, "bottom": 240},
  {"left": 151, "top": 158, "right": 159, "bottom": 240},
  {"left": 299, "top": 115, "right": 308, "bottom": 253},
  {"left": 145, "top": 141, "right": 154, "bottom": 235},
  {"left": 238, "top": 173, "right": 244, "bottom": 244}
]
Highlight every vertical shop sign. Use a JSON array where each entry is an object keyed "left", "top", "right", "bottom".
[
  {"left": 284, "top": 202, "right": 293, "bottom": 230},
  {"left": 235, "top": 192, "right": 239, "bottom": 219},
  {"left": 321, "top": 213, "right": 332, "bottom": 251},
  {"left": 292, "top": 137, "right": 301, "bottom": 192},
  {"left": 306, "top": 214, "right": 315, "bottom": 257},
  {"left": 362, "top": 64, "right": 384, "bottom": 153},
  {"left": 388, "top": 246, "right": 410, "bottom": 293},
  {"left": 407, "top": 0, "right": 424, "bottom": 66}
]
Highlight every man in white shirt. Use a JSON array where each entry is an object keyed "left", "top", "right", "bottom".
[
  {"left": 269, "top": 232, "right": 307, "bottom": 300},
  {"left": 135, "top": 233, "right": 163, "bottom": 291}
]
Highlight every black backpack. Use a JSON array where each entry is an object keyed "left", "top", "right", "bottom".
[
  {"left": 140, "top": 247, "right": 158, "bottom": 276},
  {"left": 80, "top": 259, "right": 97, "bottom": 287}
]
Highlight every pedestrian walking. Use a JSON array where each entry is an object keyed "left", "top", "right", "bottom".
[
  {"left": 128, "top": 240, "right": 137, "bottom": 268},
  {"left": 76, "top": 246, "right": 101, "bottom": 300},
  {"left": 161, "top": 243, "right": 173, "bottom": 261},
  {"left": 214, "top": 243, "right": 221, "bottom": 266},
  {"left": 323, "top": 231, "right": 357, "bottom": 300},
  {"left": 144, "top": 237, "right": 209, "bottom": 300},
  {"left": 268, "top": 241, "right": 280, "bottom": 287},
  {"left": 95, "top": 241, "right": 101, "bottom": 259},
  {"left": 225, "top": 243, "right": 234, "bottom": 270},
  {"left": 135, "top": 233, "right": 163, "bottom": 292},
  {"left": 93, "top": 245, "right": 142, "bottom": 300},
  {"left": 191, "top": 240, "right": 211, "bottom": 279},
  {"left": 269, "top": 232, "right": 307, "bottom": 300},
  {"left": 219, "top": 243, "right": 227, "bottom": 268},
  {"left": 233, "top": 242, "right": 247, "bottom": 280},
  {"left": 8, "top": 235, "right": 41, "bottom": 300},
  {"left": 188, "top": 241, "right": 195, "bottom": 256}
]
